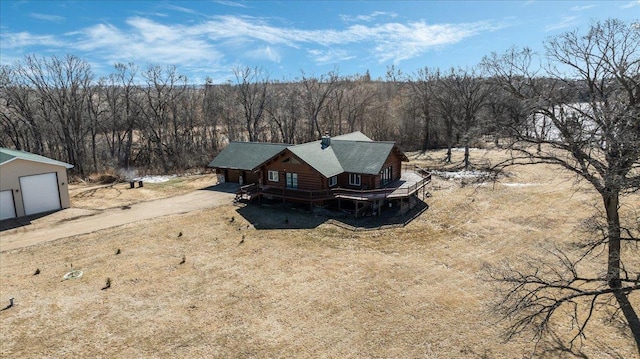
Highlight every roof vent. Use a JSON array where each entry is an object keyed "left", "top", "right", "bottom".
[{"left": 321, "top": 133, "right": 331, "bottom": 149}]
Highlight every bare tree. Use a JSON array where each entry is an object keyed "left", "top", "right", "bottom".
[
  {"left": 483, "top": 19, "right": 640, "bottom": 354},
  {"left": 14, "top": 55, "right": 94, "bottom": 176},
  {"left": 323, "top": 76, "right": 377, "bottom": 136},
  {"left": 407, "top": 67, "right": 438, "bottom": 151},
  {"left": 233, "top": 66, "right": 270, "bottom": 142},
  {"left": 437, "top": 67, "right": 491, "bottom": 169},
  {"left": 203, "top": 78, "right": 224, "bottom": 152},
  {"left": 86, "top": 78, "right": 106, "bottom": 172},
  {"left": 0, "top": 64, "right": 45, "bottom": 152},
  {"left": 432, "top": 70, "right": 462, "bottom": 163},
  {"left": 266, "top": 83, "right": 303, "bottom": 144},
  {"left": 300, "top": 69, "right": 339, "bottom": 140},
  {"left": 368, "top": 80, "right": 400, "bottom": 142},
  {"left": 102, "top": 62, "right": 139, "bottom": 169},
  {"left": 342, "top": 78, "right": 378, "bottom": 134},
  {"left": 483, "top": 86, "right": 528, "bottom": 147},
  {"left": 136, "top": 65, "right": 188, "bottom": 172}
]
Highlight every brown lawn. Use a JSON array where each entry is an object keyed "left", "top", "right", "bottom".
[
  {"left": 1, "top": 148, "right": 638, "bottom": 358},
  {"left": 68, "top": 173, "right": 220, "bottom": 210}
]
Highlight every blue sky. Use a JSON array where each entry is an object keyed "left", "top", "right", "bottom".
[{"left": 1, "top": 1, "right": 639, "bottom": 84}]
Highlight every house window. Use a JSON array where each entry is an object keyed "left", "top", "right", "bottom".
[
  {"left": 328, "top": 175, "right": 337, "bottom": 187},
  {"left": 381, "top": 166, "right": 392, "bottom": 185},
  {"left": 286, "top": 173, "right": 298, "bottom": 188},
  {"left": 349, "top": 173, "right": 361, "bottom": 186},
  {"left": 268, "top": 170, "right": 279, "bottom": 182}
]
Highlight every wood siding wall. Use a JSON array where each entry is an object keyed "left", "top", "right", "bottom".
[
  {"left": 374, "top": 150, "right": 403, "bottom": 188},
  {"left": 261, "top": 151, "right": 326, "bottom": 191},
  {"left": 245, "top": 171, "right": 259, "bottom": 184},
  {"left": 259, "top": 145, "right": 406, "bottom": 192}
]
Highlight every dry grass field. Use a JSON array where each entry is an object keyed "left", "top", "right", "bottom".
[
  {"left": 68, "top": 173, "right": 220, "bottom": 210},
  {"left": 1, "top": 148, "right": 638, "bottom": 358}
]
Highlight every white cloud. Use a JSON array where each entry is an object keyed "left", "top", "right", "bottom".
[
  {"left": 544, "top": 16, "right": 579, "bottom": 32},
  {"left": 0, "top": 53, "right": 22, "bottom": 66},
  {"left": 163, "top": 4, "right": 199, "bottom": 15},
  {"left": 127, "top": 17, "right": 179, "bottom": 42},
  {"left": 1, "top": 13, "right": 499, "bottom": 77},
  {"left": 247, "top": 46, "right": 281, "bottom": 63},
  {"left": 72, "top": 23, "right": 129, "bottom": 50},
  {"left": 190, "top": 15, "right": 494, "bottom": 63},
  {"left": 621, "top": 0, "right": 640, "bottom": 8},
  {"left": 138, "top": 12, "right": 169, "bottom": 18},
  {"left": 569, "top": 5, "right": 596, "bottom": 11},
  {"left": 337, "top": 21, "right": 497, "bottom": 63},
  {"left": 71, "top": 18, "right": 223, "bottom": 67},
  {"left": 213, "top": 1, "right": 248, "bottom": 8},
  {"left": 340, "top": 11, "right": 397, "bottom": 23},
  {"left": 195, "top": 16, "right": 301, "bottom": 47},
  {"left": 29, "top": 13, "right": 65, "bottom": 22},
  {"left": 0, "top": 31, "right": 64, "bottom": 49},
  {"left": 307, "top": 48, "right": 355, "bottom": 64}
]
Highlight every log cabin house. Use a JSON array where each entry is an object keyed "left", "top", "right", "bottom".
[{"left": 208, "top": 132, "right": 431, "bottom": 217}]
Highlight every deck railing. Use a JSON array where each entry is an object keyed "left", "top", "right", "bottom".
[
  {"left": 333, "top": 167, "right": 431, "bottom": 200},
  {"left": 261, "top": 186, "right": 334, "bottom": 201},
  {"left": 258, "top": 166, "right": 431, "bottom": 202}
]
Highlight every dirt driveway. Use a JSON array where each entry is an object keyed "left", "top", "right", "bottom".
[{"left": 0, "top": 183, "right": 238, "bottom": 252}]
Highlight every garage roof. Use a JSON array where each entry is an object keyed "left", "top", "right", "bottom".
[{"left": 0, "top": 148, "right": 74, "bottom": 169}]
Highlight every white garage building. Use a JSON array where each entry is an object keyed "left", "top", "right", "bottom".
[{"left": 0, "top": 148, "right": 73, "bottom": 220}]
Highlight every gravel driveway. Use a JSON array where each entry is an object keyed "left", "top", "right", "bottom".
[{"left": 0, "top": 183, "right": 238, "bottom": 252}]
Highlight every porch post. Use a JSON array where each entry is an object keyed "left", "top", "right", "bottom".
[{"left": 282, "top": 169, "right": 287, "bottom": 208}]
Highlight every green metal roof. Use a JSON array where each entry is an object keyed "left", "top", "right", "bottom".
[
  {"left": 0, "top": 151, "right": 14, "bottom": 164},
  {"left": 207, "top": 142, "right": 289, "bottom": 170},
  {"left": 288, "top": 141, "right": 343, "bottom": 178},
  {"left": 331, "top": 140, "right": 396, "bottom": 175},
  {"left": 331, "top": 131, "right": 372, "bottom": 141},
  {"left": 285, "top": 131, "right": 378, "bottom": 177},
  {"left": 0, "top": 148, "right": 74, "bottom": 168},
  {"left": 207, "top": 132, "right": 406, "bottom": 178}
]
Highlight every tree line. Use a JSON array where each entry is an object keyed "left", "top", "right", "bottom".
[{"left": 1, "top": 51, "right": 538, "bottom": 177}]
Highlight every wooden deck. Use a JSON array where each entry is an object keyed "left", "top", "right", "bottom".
[
  {"left": 333, "top": 171, "right": 430, "bottom": 201},
  {"left": 244, "top": 167, "right": 431, "bottom": 204}
]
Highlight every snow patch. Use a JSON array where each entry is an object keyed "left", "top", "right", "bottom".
[
  {"left": 502, "top": 183, "right": 540, "bottom": 187},
  {"left": 450, "top": 147, "right": 481, "bottom": 152},
  {"left": 432, "top": 170, "right": 490, "bottom": 180},
  {"left": 133, "top": 175, "right": 177, "bottom": 183}
]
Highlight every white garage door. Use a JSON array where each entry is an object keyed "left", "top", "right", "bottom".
[
  {"left": 0, "top": 190, "right": 16, "bottom": 220},
  {"left": 20, "top": 172, "right": 61, "bottom": 215}
]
